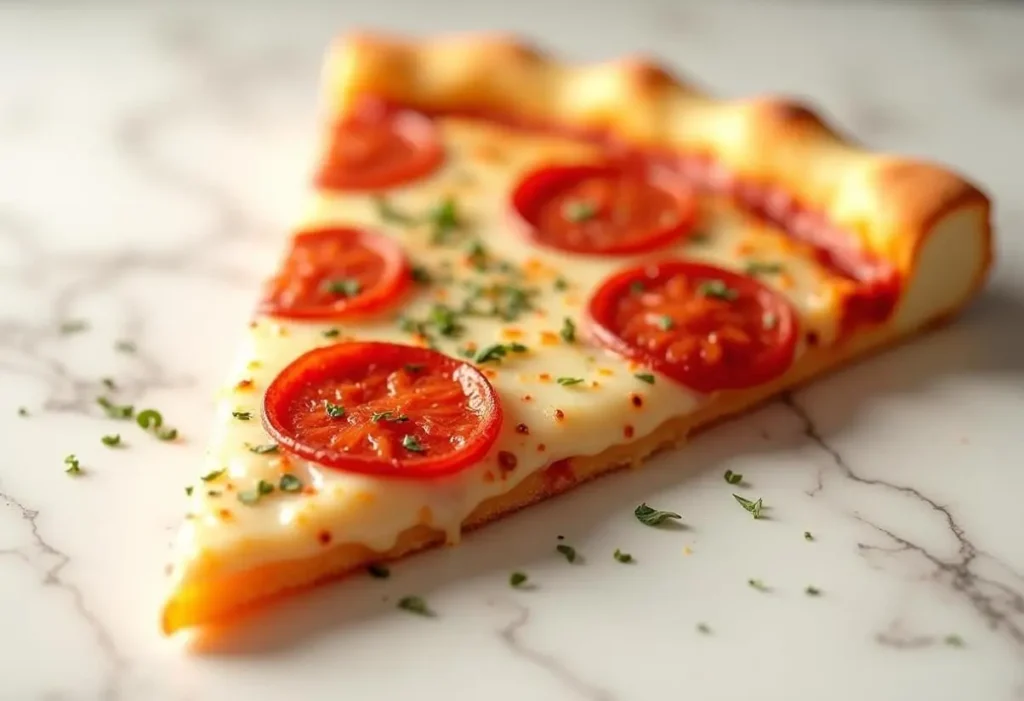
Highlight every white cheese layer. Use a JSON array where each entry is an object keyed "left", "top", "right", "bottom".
[{"left": 175, "top": 119, "right": 845, "bottom": 579}]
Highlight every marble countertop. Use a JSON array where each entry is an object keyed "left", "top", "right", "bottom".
[{"left": 2, "top": 1, "right": 1023, "bottom": 700}]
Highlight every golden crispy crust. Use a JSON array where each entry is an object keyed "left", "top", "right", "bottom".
[
  {"left": 163, "top": 33, "right": 995, "bottom": 638},
  {"left": 321, "top": 32, "right": 992, "bottom": 291}
]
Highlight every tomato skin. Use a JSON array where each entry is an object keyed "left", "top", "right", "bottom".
[
  {"left": 587, "top": 261, "right": 800, "bottom": 394},
  {"left": 259, "top": 227, "right": 411, "bottom": 321},
  {"left": 315, "top": 100, "right": 445, "bottom": 192},
  {"left": 262, "top": 343, "right": 503, "bottom": 479},
  {"left": 510, "top": 163, "right": 699, "bottom": 256}
]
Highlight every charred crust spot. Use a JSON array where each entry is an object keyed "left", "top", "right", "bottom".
[
  {"left": 317, "top": 530, "right": 333, "bottom": 546},
  {"left": 498, "top": 450, "right": 518, "bottom": 473},
  {"left": 515, "top": 423, "right": 530, "bottom": 435},
  {"left": 537, "top": 443, "right": 547, "bottom": 452},
  {"left": 630, "top": 393, "right": 644, "bottom": 408},
  {"left": 553, "top": 408, "right": 566, "bottom": 421}
]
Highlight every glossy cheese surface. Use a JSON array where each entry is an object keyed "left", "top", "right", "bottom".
[{"left": 174, "top": 119, "right": 849, "bottom": 579}]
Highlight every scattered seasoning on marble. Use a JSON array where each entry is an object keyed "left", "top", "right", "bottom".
[
  {"left": 509, "top": 571, "right": 529, "bottom": 588},
  {"left": 97, "top": 396, "right": 134, "bottom": 419},
  {"left": 397, "top": 595, "right": 433, "bottom": 616},
  {"left": 232, "top": 411, "right": 252, "bottom": 421},
  {"left": 804, "top": 531, "right": 814, "bottom": 541},
  {"left": 944, "top": 634, "right": 965, "bottom": 648},
  {"left": 733, "top": 494, "right": 764, "bottom": 519},
  {"left": 63, "top": 454, "right": 83, "bottom": 476},
  {"left": 724, "top": 469, "right": 743, "bottom": 485},
  {"left": 101, "top": 434, "right": 121, "bottom": 447},
  {"left": 697, "top": 623, "right": 712, "bottom": 634},
  {"left": 17, "top": 407, "right": 29, "bottom": 417},
  {"left": 114, "top": 339, "right": 136, "bottom": 353},
  {"left": 805, "top": 586, "right": 822, "bottom": 597},
  {"left": 101, "top": 377, "right": 116, "bottom": 391},
  {"left": 59, "top": 319, "right": 89, "bottom": 335},
  {"left": 556, "top": 544, "right": 577, "bottom": 563},
  {"left": 748, "top": 578, "right": 769, "bottom": 592},
  {"left": 634, "top": 503, "right": 682, "bottom": 527},
  {"left": 613, "top": 549, "right": 633, "bottom": 563}
]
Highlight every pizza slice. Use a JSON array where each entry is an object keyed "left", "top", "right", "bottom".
[{"left": 161, "top": 33, "right": 992, "bottom": 635}]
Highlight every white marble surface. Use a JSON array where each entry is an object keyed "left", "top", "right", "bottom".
[{"left": 2, "top": 1, "right": 1023, "bottom": 699}]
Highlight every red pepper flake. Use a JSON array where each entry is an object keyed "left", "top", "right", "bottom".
[
  {"left": 544, "top": 458, "right": 574, "bottom": 491},
  {"left": 624, "top": 424, "right": 635, "bottom": 439},
  {"left": 806, "top": 331, "right": 820, "bottom": 347},
  {"left": 483, "top": 369, "right": 498, "bottom": 379},
  {"left": 591, "top": 381, "right": 601, "bottom": 388},
  {"left": 537, "top": 443, "right": 547, "bottom": 452},
  {"left": 522, "top": 394, "right": 533, "bottom": 402},
  {"left": 501, "top": 328, "right": 524, "bottom": 340},
  {"left": 515, "top": 423, "right": 530, "bottom": 435},
  {"left": 597, "top": 368, "right": 615, "bottom": 377},
  {"left": 498, "top": 450, "right": 518, "bottom": 473},
  {"left": 317, "top": 530, "right": 332, "bottom": 546},
  {"left": 553, "top": 409, "right": 565, "bottom": 421},
  {"left": 538, "top": 373, "right": 552, "bottom": 382},
  {"left": 539, "top": 331, "right": 559, "bottom": 345},
  {"left": 235, "top": 379, "right": 254, "bottom": 391},
  {"left": 248, "top": 320, "right": 259, "bottom": 329},
  {"left": 218, "top": 508, "right": 233, "bottom": 521},
  {"left": 483, "top": 470, "right": 495, "bottom": 483},
  {"left": 630, "top": 393, "right": 643, "bottom": 408}
]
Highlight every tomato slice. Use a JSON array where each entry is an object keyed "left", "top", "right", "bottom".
[
  {"left": 262, "top": 342, "right": 503, "bottom": 478},
  {"left": 511, "top": 163, "right": 698, "bottom": 256},
  {"left": 316, "top": 100, "right": 444, "bottom": 191},
  {"left": 259, "top": 227, "right": 410, "bottom": 320},
  {"left": 587, "top": 261, "right": 799, "bottom": 393}
]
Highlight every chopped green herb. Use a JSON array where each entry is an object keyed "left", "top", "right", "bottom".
[
  {"left": 136, "top": 409, "right": 163, "bottom": 430},
  {"left": 17, "top": 407, "right": 29, "bottom": 417},
  {"left": 397, "top": 595, "right": 432, "bottom": 616},
  {"left": 238, "top": 479, "right": 275, "bottom": 505},
  {"left": 656, "top": 315, "right": 674, "bottom": 331},
  {"left": 697, "top": 279, "right": 738, "bottom": 301},
  {"left": 697, "top": 622, "right": 712, "bottom": 634},
  {"left": 247, "top": 443, "right": 279, "bottom": 455},
  {"left": 557, "top": 377, "right": 584, "bottom": 386},
  {"left": 101, "top": 434, "right": 121, "bottom": 447},
  {"left": 115, "top": 340, "right": 136, "bottom": 353},
  {"left": 613, "top": 549, "right": 633, "bottom": 563},
  {"left": 323, "top": 401, "right": 346, "bottom": 419},
  {"left": 466, "top": 241, "right": 489, "bottom": 271},
  {"left": 733, "top": 494, "right": 764, "bottom": 519},
  {"left": 804, "top": 531, "right": 814, "bottom": 541},
  {"left": 279, "top": 473, "right": 303, "bottom": 493},
  {"left": 944, "top": 634, "right": 965, "bottom": 648},
  {"left": 457, "top": 346, "right": 476, "bottom": 359},
  {"left": 723, "top": 469, "right": 743, "bottom": 485},
  {"left": 410, "top": 265, "right": 432, "bottom": 284},
  {"left": 634, "top": 503, "right": 682, "bottom": 527},
  {"left": 374, "top": 196, "right": 417, "bottom": 225},
  {"left": 321, "top": 278, "right": 362, "bottom": 297},
  {"left": 200, "top": 469, "right": 225, "bottom": 482},
  {"left": 371, "top": 410, "right": 409, "bottom": 423},
  {"left": 556, "top": 543, "right": 577, "bottom": 563},
  {"left": 744, "top": 261, "right": 784, "bottom": 276},
  {"left": 428, "top": 304, "right": 463, "bottom": 337},
  {"left": 64, "top": 454, "right": 83, "bottom": 476},
  {"left": 687, "top": 232, "right": 711, "bottom": 246},
  {"left": 207, "top": 490, "right": 222, "bottom": 497},
  {"left": 805, "top": 586, "right": 822, "bottom": 596},
  {"left": 60, "top": 319, "right": 89, "bottom": 334},
  {"left": 634, "top": 373, "right": 655, "bottom": 385},
  {"left": 562, "top": 199, "right": 597, "bottom": 223},
  {"left": 96, "top": 396, "right": 133, "bottom": 419},
  {"left": 553, "top": 276, "right": 569, "bottom": 291},
  {"left": 185, "top": 485, "right": 194, "bottom": 496},
  {"left": 232, "top": 411, "right": 252, "bottom": 421},
  {"left": 475, "top": 342, "right": 528, "bottom": 364},
  {"left": 629, "top": 281, "right": 646, "bottom": 295},
  {"left": 560, "top": 317, "right": 577, "bottom": 343},
  {"left": 510, "top": 571, "right": 529, "bottom": 587},
  {"left": 367, "top": 563, "right": 390, "bottom": 579},
  {"left": 322, "top": 328, "right": 341, "bottom": 339},
  {"left": 748, "top": 578, "right": 769, "bottom": 592},
  {"left": 402, "top": 434, "right": 425, "bottom": 453},
  {"left": 428, "top": 197, "right": 461, "bottom": 244},
  {"left": 101, "top": 377, "right": 116, "bottom": 391},
  {"left": 156, "top": 427, "right": 178, "bottom": 441},
  {"left": 761, "top": 312, "right": 778, "bottom": 330}
]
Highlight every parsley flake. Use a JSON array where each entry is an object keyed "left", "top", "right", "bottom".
[
  {"left": 185, "top": 485, "right": 194, "bottom": 496},
  {"left": 238, "top": 479, "right": 275, "bottom": 505},
  {"left": 428, "top": 197, "right": 460, "bottom": 244},
  {"left": 64, "top": 454, "right": 83, "bottom": 476},
  {"left": 613, "top": 549, "right": 633, "bottom": 563},
  {"left": 115, "top": 340, "right": 137, "bottom": 354},
  {"left": 136, "top": 409, "right": 163, "bottom": 430},
  {"left": 322, "top": 328, "right": 341, "bottom": 339},
  {"left": 723, "top": 469, "right": 743, "bottom": 485},
  {"left": 367, "top": 563, "right": 390, "bottom": 579},
  {"left": 748, "top": 578, "right": 769, "bottom": 592},
  {"left": 402, "top": 434, "right": 425, "bottom": 453},
  {"left": 805, "top": 586, "right": 822, "bottom": 596},
  {"left": 279, "top": 474, "right": 303, "bottom": 492},
  {"left": 556, "top": 543, "right": 577, "bottom": 563},
  {"left": 101, "top": 377, "right": 116, "bottom": 391},
  {"left": 475, "top": 342, "right": 528, "bottom": 364},
  {"left": 733, "top": 494, "right": 764, "bottom": 519},
  {"left": 374, "top": 196, "right": 417, "bottom": 225},
  {"left": 562, "top": 200, "right": 597, "bottom": 223},
  {"left": 553, "top": 276, "right": 569, "bottom": 291},
  {"left": 323, "top": 401, "right": 346, "bottom": 419},
  {"left": 410, "top": 265, "right": 432, "bottom": 284},
  {"left": 656, "top": 315, "right": 674, "bottom": 331},
  {"left": 321, "top": 278, "right": 362, "bottom": 297},
  {"left": 510, "top": 571, "right": 529, "bottom": 588},
  {"left": 944, "top": 634, "right": 965, "bottom": 648},
  {"left": 232, "top": 411, "right": 252, "bottom": 421},
  {"left": 59, "top": 319, "right": 89, "bottom": 335},
  {"left": 156, "top": 427, "right": 178, "bottom": 441},
  {"left": 397, "top": 595, "right": 433, "bottom": 616},
  {"left": 560, "top": 317, "right": 577, "bottom": 343},
  {"left": 629, "top": 281, "right": 646, "bottom": 295},
  {"left": 200, "top": 469, "right": 226, "bottom": 482},
  {"left": 634, "top": 502, "right": 682, "bottom": 527},
  {"left": 557, "top": 377, "right": 584, "bottom": 386},
  {"left": 101, "top": 434, "right": 121, "bottom": 447},
  {"left": 697, "top": 279, "right": 738, "bottom": 301},
  {"left": 804, "top": 531, "right": 814, "bottom": 541},
  {"left": 744, "top": 261, "right": 783, "bottom": 276},
  {"left": 634, "top": 373, "right": 655, "bottom": 385},
  {"left": 17, "top": 407, "right": 29, "bottom": 417},
  {"left": 371, "top": 410, "right": 409, "bottom": 423},
  {"left": 247, "top": 443, "right": 279, "bottom": 455},
  {"left": 96, "top": 396, "right": 133, "bottom": 419},
  {"left": 697, "top": 622, "right": 712, "bottom": 634},
  {"left": 761, "top": 312, "right": 778, "bottom": 330}
]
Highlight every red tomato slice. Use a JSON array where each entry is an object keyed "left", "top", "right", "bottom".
[
  {"left": 262, "top": 342, "right": 503, "bottom": 478},
  {"left": 259, "top": 227, "right": 410, "bottom": 320},
  {"left": 511, "top": 163, "right": 698, "bottom": 256},
  {"left": 587, "top": 261, "right": 799, "bottom": 393},
  {"left": 316, "top": 101, "right": 444, "bottom": 191}
]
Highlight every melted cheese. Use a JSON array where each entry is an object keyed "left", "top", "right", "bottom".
[{"left": 173, "top": 119, "right": 848, "bottom": 580}]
